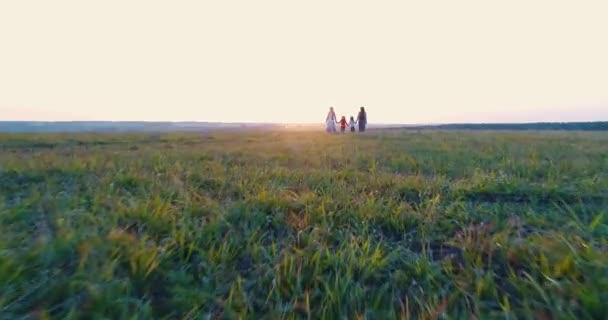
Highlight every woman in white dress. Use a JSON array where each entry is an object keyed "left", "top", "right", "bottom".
[{"left": 326, "top": 107, "right": 338, "bottom": 133}]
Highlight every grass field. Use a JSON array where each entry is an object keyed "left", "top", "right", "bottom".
[{"left": 1, "top": 130, "right": 607, "bottom": 319}]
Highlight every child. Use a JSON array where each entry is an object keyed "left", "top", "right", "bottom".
[
  {"left": 349, "top": 116, "right": 357, "bottom": 132},
  {"left": 339, "top": 116, "right": 348, "bottom": 133}
]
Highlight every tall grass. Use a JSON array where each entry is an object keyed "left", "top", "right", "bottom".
[{"left": 1, "top": 130, "right": 607, "bottom": 319}]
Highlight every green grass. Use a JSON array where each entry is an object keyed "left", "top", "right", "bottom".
[{"left": 1, "top": 130, "right": 607, "bottom": 319}]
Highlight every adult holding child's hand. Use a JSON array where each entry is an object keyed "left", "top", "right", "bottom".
[
  {"left": 357, "top": 107, "right": 367, "bottom": 132},
  {"left": 326, "top": 106, "right": 337, "bottom": 133}
]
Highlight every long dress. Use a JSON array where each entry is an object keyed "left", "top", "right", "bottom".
[
  {"left": 326, "top": 111, "right": 337, "bottom": 132},
  {"left": 357, "top": 111, "right": 367, "bottom": 132}
]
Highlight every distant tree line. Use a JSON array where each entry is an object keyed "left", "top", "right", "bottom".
[
  {"left": 0, "top": 122, "right": 283, "bottom": 133},
  {"left": 0, "top": 121, "right": 606, "bottom": 133},
  {"left": 408, "top": 122, "right": 608, "bottom": 131}
]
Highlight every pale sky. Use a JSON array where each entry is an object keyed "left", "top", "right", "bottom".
[{"left": 1, "top": 1, "right": 607, "bottom": 124}]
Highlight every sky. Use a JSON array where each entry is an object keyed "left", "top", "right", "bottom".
[{"left": 1, "top": 1, "right": 607, "bottom": 124}]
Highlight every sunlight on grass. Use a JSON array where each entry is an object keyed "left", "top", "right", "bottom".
[{"left": 1, "top": 130, "right": 607, "bottom": 318}]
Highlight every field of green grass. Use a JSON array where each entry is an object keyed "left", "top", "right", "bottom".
[{"left": 1, "top": 130, "right": 607, "bottom": 319}]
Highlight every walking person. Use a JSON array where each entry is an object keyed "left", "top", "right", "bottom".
[
  {"left": 338, "top": 116, "right": 348, "bottom": 133},
  {"left": 349, "top": 116, "right": 357, "bottom": 132},
  {"left": 356, "top": 107, "right": 367, "bottom": 132},
  {"left": 326, "top": 107, "right": 338, "bottom": 133}
]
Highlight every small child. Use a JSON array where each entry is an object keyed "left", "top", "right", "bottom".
[
  {"left": 338, "top": 116, "right": 348, "bottom": 133},
  {"left": 349, "top": 116, "right": 357, "bottom": 132}
]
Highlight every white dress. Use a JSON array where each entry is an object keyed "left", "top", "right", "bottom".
[{"left": 326, "top": 111, "right": 337, "bottom": 132}]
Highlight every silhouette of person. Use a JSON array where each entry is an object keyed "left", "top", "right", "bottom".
[
  {"left": 326, "top": 107, "right": 337, "bottom": 133},
  {"left": 338, "top": 116, "right": 348, "bottom": 133},
  {"left": 349, "top": 116, "right": 356, "bottom": 132},
  {"left": 357, "top": 107, "right": 367, "bottom": 132}
]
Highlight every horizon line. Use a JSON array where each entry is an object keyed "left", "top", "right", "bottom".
[{"left": 1, "top": 120, "right": 607, "bottom": 125}]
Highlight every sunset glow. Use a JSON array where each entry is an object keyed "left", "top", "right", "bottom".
[{"left": 1, "top": 1, "right": 607, "bottom": 124}]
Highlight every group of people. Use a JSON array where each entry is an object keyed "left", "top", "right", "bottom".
[{"left": 325, "top": 106, "right": 367, "bottom": 133}]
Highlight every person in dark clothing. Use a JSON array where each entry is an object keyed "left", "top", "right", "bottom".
[{"left": 356, "top": 107, "right": 367, "bottom": 132}]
